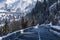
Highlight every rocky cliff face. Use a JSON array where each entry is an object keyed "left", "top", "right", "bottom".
[
  {"left": 23, "top": 0, "right": 59, "bottom": 26},
  {"left": 24, "top": 1, "right": 49, "bottom": 26}
]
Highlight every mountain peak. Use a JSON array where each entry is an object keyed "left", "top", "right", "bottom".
[{"left": 0, "top": 0, "right": 38, "bottom": 13}]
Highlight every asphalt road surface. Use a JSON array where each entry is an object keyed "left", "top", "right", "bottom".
[{"left": 2, "top": 25, "right": 60, "bottom": 40}]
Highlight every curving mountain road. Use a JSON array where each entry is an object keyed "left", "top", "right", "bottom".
[{"left": 13, "top": 25, "right": 60, "bottom": 40}]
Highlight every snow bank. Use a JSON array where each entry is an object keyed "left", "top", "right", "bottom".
[
  {"left": 49, "top": 29, "right": 60, "bottom": 37},
  {"left": 49, "top": 25, "right": 60, "bottom": 37},
  {"left": 0, "top": 37, "right": 2, "bottom": 40},
  {"left": 51, "top": 26, "right": 60, "bottom": 30}
]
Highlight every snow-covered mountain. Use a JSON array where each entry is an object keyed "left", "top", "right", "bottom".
[
  {"left": 0, "top": 0, "right": 44, "bottom": 13},
  {"left": 0, "top": 0, "right": 6, "bottom": 9},
  {"left": 0, "top": 0, "right": 37, "bottom": 13},
  {"left": 5, "top": 0, "right": 37, "bottom": 13}
]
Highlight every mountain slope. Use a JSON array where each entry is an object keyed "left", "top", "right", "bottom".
[{"left": 5, "top": 0, "right": 37, "bottom": 13}]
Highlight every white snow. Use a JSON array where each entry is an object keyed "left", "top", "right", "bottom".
[
  {"left": 0, "top": 9, "right": 7, "bottom": 12},
  {"left": 0, "top": 0, "right": 38, "bottom": 17},
  {"left": 5, "top": 0, "right": 37, "bottom": 13},
  {"left": 0, "top": 37, "right": 2, "bottom": 40},
  {"left": 49, "top": 24, "right": 60, "bottom": 37},
  {"left": 33, "top": 24, "right": 39, "bottom": 29},
  {"left": 20, "top": 29, "right": 24, "bottom": 34},
  {"left": 0, "top": 1, "right": 5, "bottom": 9},
  {"left": 15, "top": 19, "right": 20, "bottom": 21},
  {"left": 51, "top": 26, "right": 60, "bottom": 30},
  {"left": 6, "top": 0, "right": 17, "bottom": 5},
  {"left": 0, "top": 23, "right": 5, "bottom": 27},
  {"left": 38, "top": 0, "right": 44, "bottom": 3},
  {"left": 49, "top": 29, "right": 60, "bottom": 37},
  {"left": 0, "top": 0, "right": 42, "bottom": 14}
]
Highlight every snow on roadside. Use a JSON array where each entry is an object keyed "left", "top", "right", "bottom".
[
  {"left": 50, "top": 26, "right": 60, "bottom": 30},
  {"left": 0, "top": 37, "right": 2, "bottom": 40},
  {"left": 49, "top": 29, "right": 60, "bottom": 37}
]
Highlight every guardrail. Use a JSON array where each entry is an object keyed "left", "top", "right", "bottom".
[
  {"left": 49, "top": 25, "right": 60, "bottom": 37},
  {"left": 0, "top": 27, "right": 34, "bottom": 40},
  {"left": 0, "top": 24, "right": 40, "bottom": 40}
]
